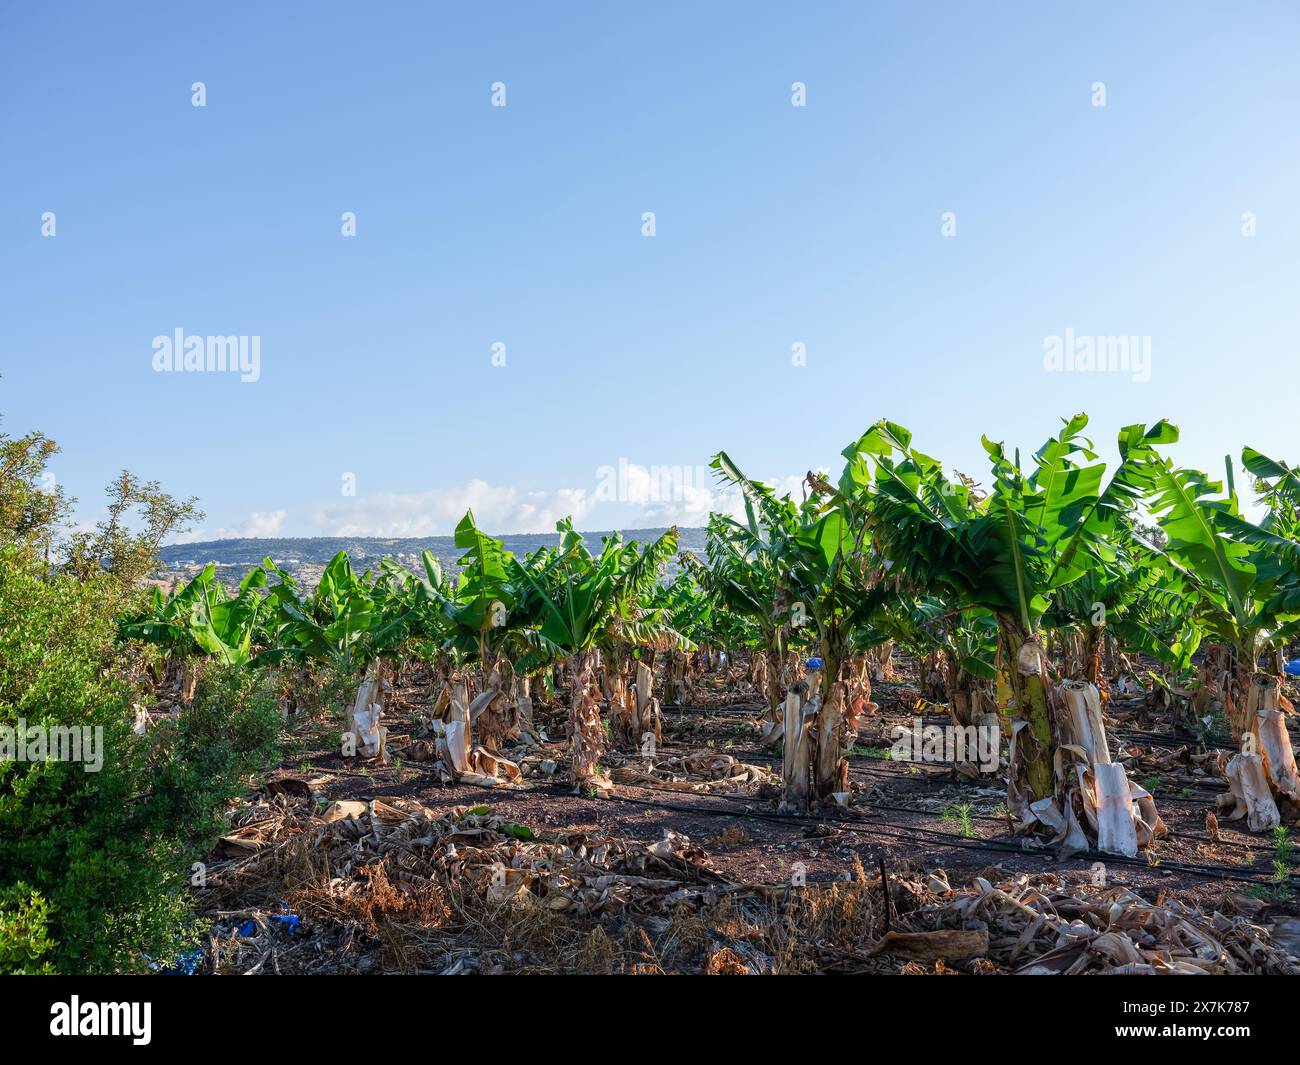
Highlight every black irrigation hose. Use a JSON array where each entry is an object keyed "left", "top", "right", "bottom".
[
  {"left": 590, "top": 786, "right": 1052, "bottom": 864},
  {"left": 850, "top": 758, "right": 1232, "bottom": 802},
  {"left": 669, "top": 702, "right": 1296, "bottom": 755},
  {"left": 381, "top": 707, "right": 1292, "bottom": 886},
  {"left": 800, "top": 758, "right": 1268, "bottom": 860},
  {"left": 662, "top": 703, "right": 762, "bottom": 717},
  {"left": 689, "top": 744, "right": 1260, "bottom": 852},
  {"left": 629, "top": 787, "right": 1286, "bottom": 886},
  {"left": 1110, "top": 725, "right": 1230, "bottom": 742},
  {"left": 557, "top": 776, "right": 1294, "bottom": 887},
  {"left": 391, "top": 759, "right": 1286, "bottom": 886},
  {"left": 666, "top": 703, "right": 1241, "bottom": 768},
  {"left": 833, "top": 782, "right": 1253, "bottom": 853},
  {"left": 716, "top": 744, "right": 1236, "bottom": 810},
  {"left": 657, "top": 700, "right": 1300, "bottom": 869}
]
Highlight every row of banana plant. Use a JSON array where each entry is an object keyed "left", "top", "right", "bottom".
[
  {"left": 120, "top": 511, "right": 699, "bottom": 786},
  {"left": 120, "top": 413, "right": 1300, "bottom": 846},
  {"left": 708, "top": 414, "right": 1300, "bottom": 848}
]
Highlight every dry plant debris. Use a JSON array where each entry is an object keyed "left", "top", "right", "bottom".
[{"left": 197, "top": 794, "right": 1300, "bottom": 975}]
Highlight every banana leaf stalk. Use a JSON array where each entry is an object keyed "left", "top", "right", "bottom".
[
  {"left": 1218, "top": 674, "right": 1300, "bottom": 831},
  {"left": 569, "top": 656, "right": 608, "bottom": 791}
]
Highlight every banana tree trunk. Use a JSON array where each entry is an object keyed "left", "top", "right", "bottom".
[
  {"left": 1219, "top": 673, "right": 1300, "bottom": 831},
  {"left": 814, "top": 681, "right": 848, "bottom": 801},
  {"left": 920, "top": 650, "right": 947, "bottom": 702},
  {"left": 481, "top": 654, "right": 519, "bottom": 751},
  {"left": 999, "top": 626, "right": 1054, "bottom": 805},
  {"left": 867, "top": 641, "right": 894, "bottom": 682},
  {"left": 779, "top": 656, "right": 847, "bottom": 811},
  {"left": 1085, "top": 628, "right": 1103, "bottom": 689},
  {"left": 1102, "top": 633, "right": 1120, "bottom": 683},
  {"left": 634, "top": 659, "right": 662, "bottom": 750},
  {"left": 607, "top": 669, "right": 632, "bottom": 744},
  {"left": 180, "top": 658, "right": 200, "bottom": 706},
  {"left": 667, "top": 650, "right": 688, "bottom": 705},
  {"left": 469, "top": 689, "right": 510, "bottom": 753},
  {"left": 780, "top": 690, "right": 812, "bottom": 811},
  {"left": 757, "top": 646, "right": 785, "bottom": 746},
  {"left": 840, "top": 658, "right": 876, "bottom": 746},
  {"left": 949, "top": 681, "right": 992, "bottom": 730},
  {"left": 348, "top": 661, "right": 387, "bottom": 760},
  {"left": 1193, "top": 644, "right": 1246, "bottom": 736},
  {"left": 1007, "top": 659, "right": 1168, "bottom": 856},
  {"left": 569, "top": 654, "right": 606, "bottom": 790}
]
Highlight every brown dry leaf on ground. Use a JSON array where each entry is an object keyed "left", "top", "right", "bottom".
[
  {"left": 611, "top": 750, "right": 772, "bottom": 793},
  {"left": 196, "top": 794, "right": 1300, "bottom": 975},
  {"left": 930, "top": 875, "right": 1299, "bottom": 975}
]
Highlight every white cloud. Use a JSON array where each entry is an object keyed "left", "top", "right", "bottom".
[
  {"left": 165, "top": 469, "right": 810, "bottom": 543},
  {"left": 243, "top": 510, "right": 288, "bottom": 537},
  {"left": 633, "top": 473, "right": 809, "bottom": 527},
  {"left": 591, "top": 460, "right": 808, "bottom": 527},
  {"left": 303, "top": 480, "right": 595, "bottom": 537},
  {"left": 172, "top": 509, "right": 287, "bottom": 542}
]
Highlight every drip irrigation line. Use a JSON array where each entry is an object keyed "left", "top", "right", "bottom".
[
  {"left": 851, "top": 796, "right": 1256, "bottom": 854},
  {"left": 366, "top": 726, "right": 1287, "bottom": 886},
  {"left": 666, "top": 746, "right": 1250, "bottom": 846},
  {"left": 534, "top": 777, "right": 1292, "bottom": 887},
  {"left": 1109, "top": 728, "right": 1238, "bottom": 751},
  {"left": 410, "top": 759, "right": 1285, "bottom": 885},
  {"left": 603, "top": 787, "right": 1289, "bottom": 886},
  {"left": 704, "top": 745, "right": 1235, "bottom": 809}
]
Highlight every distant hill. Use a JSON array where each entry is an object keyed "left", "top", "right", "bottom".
[{"left": 155, "top": 527, "right": 708, "bottom": 587}]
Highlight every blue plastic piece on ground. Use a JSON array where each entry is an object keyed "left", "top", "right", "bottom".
[
  {"left": 236, "top": 920, "right": 256, "bottom": 937},
  {"left": 806, "top": 657, "right": 824, "bottom": 671},
  {"left": 1286, "top": 659, "right": 1300, "bottom": 677},
  {"left": 269, "top": 914, "right": 301, "bottom": 934}
]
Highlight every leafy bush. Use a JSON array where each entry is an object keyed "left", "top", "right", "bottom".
[
  {"left": 148, "top": 664, "right": 282, "bottom": 846},
  {"left": 0, "top": 545, "right": 280, "bottom": 973},
  {"left": 0, "top": 885, "right": 56, "bottom": 974}
]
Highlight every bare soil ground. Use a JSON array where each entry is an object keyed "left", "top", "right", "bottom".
[{"left": 190, "top": 661, "right": 1300, "bottom": 974}]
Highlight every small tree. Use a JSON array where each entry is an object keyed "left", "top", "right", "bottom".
[{"left": 65, "top": 471, "right": 203, "bottom": 586}]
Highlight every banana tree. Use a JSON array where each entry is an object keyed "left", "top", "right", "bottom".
[
  {"left": 1145, "top": 447, "right": 1300, "bottom": 827},
  {"left": 1102, "top": 553, "right": 1205, "bottom": 727},
  {"left": 1220, "top": 446, "right": 1300, "bottom": 655},
  {"left": 649, "top": 569, "right": 730, "bottom": 668},
  {"left": 874, "top": 599, "right": 998, "bottom": 728},
  {"left": 507, "top": 522, "right": 689, "bottom": 785},
  {"left": 1045, "top": 534, "right": 1177, "bottom": 691},
  {"left": 377, "top": 516, "right": 540, "bottom": 761},
  {"left": 257, "top": 552, "right": 410, "bottom": 672},
  {"left": 1143, "top": 453, "right": 1300, "bottom": 730},
  {"left": 842, "top": 415, "right": 1172, "bottom": 853},
  {"left": 255, "top": 552, "right": 413, "bottom": 756},
  {"left": 654, "top": 567, "right": 764, "bottom": 692},
  {"left": 119, "top": 563, "right": 266, "bottom": 701},
  {"left": 438, "top": 510, "right": 519, "bottom": 677},
  {"left": 710, "top": 454, "right": 886, "bottom": 809},
  {"left": 686, "top": 511, "right": 792, "bottom": 737}
]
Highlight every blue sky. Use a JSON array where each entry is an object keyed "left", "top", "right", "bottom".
[{"left": 3, "top": 2, "right": 1298, "bottom": 540}]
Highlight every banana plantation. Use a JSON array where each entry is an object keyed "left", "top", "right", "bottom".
[
  {"left": 9, "top": 413, "right": 1300, "bottom": 977},
  {"left": 92, "top": 414, "right": 1300, "bottom": 974}
]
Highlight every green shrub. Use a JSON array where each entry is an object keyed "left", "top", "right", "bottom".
[
  {"left": 0, "top": 885, "right": 57, "bottom": 974},
  {"left": 0, "top": 545, "right": 280, "bottom": 973},
  {"left": 149, "top": 664, "right": 282, "bottom": 846}
]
